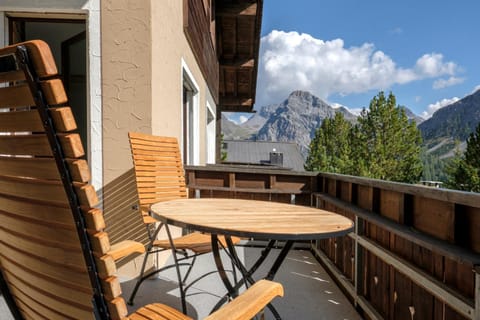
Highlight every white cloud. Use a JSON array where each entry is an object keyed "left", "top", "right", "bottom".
[
  {"left": 256, "top": 30, "right": 461, "bottom": 107},
  {"left": 238, "top": 115, "right": 249, "bottom": 124},
  {"left": 421, "top": 97, "right": 460, "bottom": 119},
  {"left": 433, "top": 76, "right": 464, "bottom": 89}
]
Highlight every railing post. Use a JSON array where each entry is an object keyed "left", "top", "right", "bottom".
[
  {"left": 475, "top": 265, "right": 480, "bottom": 320},
  {"left": 354, "top": 215, "right": 365, "bottom": 307}
]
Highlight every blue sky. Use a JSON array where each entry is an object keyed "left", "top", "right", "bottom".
[{"left": 229, "top": 0, "right": 480, "bottom": 123}]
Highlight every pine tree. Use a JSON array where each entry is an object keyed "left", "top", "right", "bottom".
[
  {"left": 305, "top": 112, "right": 353, "bottom": 173},
  {"left": 445, "top": 123, "right": 480, "bottom": 192},
  {"left": 353, "top": 92, "right": 423, "bottom": 183}
]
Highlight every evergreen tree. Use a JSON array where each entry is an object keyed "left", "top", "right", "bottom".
[
  {"left": 353, "top": 92, "right": 423, "bottom": 183},
  {"left": 445, "top": 123, "right": 480, "bottom": 192},
  {"left": 305, "top": 112, "right": 353, "bottom": 173}
]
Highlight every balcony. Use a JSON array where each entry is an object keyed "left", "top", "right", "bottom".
[
  {"left": 184, "top": 164, "right": 480, "bottom": 320},
  {"left": 2, "top": 164, "right": 479, "bottom": 319}
]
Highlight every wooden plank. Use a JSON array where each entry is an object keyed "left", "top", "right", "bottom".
[
  {"left": 84, "top": 208, "right": 106, "bottom": 231},
  {"left": 1, "top": 258, "right": 92, "bottom": 305},
  {"left": 0, "top": 212, "right": 79, "bottom": 246},
  {"left": 0, "top": 85, "right": 35, "bottom": 108},
  {"left": 89, "top": 231, "right": 111, "bottom": 256},
  {"left": 101, "top": 276, "right": 122, "bottom": 301},
  {"left": 107, "top": 297, "right": 128, "bottom": 320},
  {"left": 380, "top": 189, "right": 404, "bottom": 223},
  {"left": 95, "top": 254, "right": 116, "bottom": 279},
  {"left": 75, "top": 183, "right": 99, "bottom": 208},
  {"left": 50, "top": 107, "right": 77, "bottom": 132},
  {"left": 0, "top": 243, "right": 90, "bottom": 290},
  {"left": 5, "top": 272, "right": 93, "bottom": 319},
  {"left": 0, "top": 109, "right": 43, "bottom": 132},
  {"left": 0, "top": 228, "right": 85, "bottom": 268},
  {"left": 0, "top": 133, "right": 84, "bottom": 158},
  {"left": 40, "top": 79, "right": 68, "bottom": 105},
  {"left": 0, "top": 70, "right": 25, "bottom": 82},
  {"left": 0, "top": 175, "right": 68, "bottom": 204},
  {"left": 413, "top": 196, "right": 455, "bottom": 242},
  {"left": 0, "top": 157, "right": 89, "bottom": 182},
  {"left": 12, "top": 289, "right": 77, "bottom": 320},
  {"left": 355, "top": 235, "right": 475, "bottom": 319},
  {"left": 0, "top": 194, "right": 77, "bottom": 233},
  {"left": 0, "top": 157, "right": 58, "bottom": 179}
]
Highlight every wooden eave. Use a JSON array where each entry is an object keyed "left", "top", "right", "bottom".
[{"left": 216, "top": 0, "right": 263, "bottom": 113}]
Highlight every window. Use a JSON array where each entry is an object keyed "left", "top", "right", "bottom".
[
  {"left": 182, "top": 66, "right": 199, "bottom": 165},
  {"left": 206, "top": 103, "right": 216, "bottom": 163}
]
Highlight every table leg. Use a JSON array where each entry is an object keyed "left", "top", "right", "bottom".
[{"left": 211, "top": 235, "right": 290, "bottom": 319}]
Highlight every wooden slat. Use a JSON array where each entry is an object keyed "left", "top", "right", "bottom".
[
  {"left": 75, "top": 183, "right": 99, "bottom": 207},
  {"left": 129, "top": 303, "right": 192, "bottom": 320},
  {"left": 108, "top": 240, "right": 145, "bottom": 260},
  {"left": 0, "top": 157, "right": 90, "bottom": 182},
  {"left": 0, "top": 70, "right": 25, "bottom": 82},
  {"left": 0, "top": 109, "right": 43, "bottom": 132},
  {"left": 0, "top": 194, "right": 73, "bottom": 226},
  {"left": 0, "top": 85, "right": 35, "bottom": 108},
  {"left": 89, "top": 231, "right": 111, "bottom": 256},
  {"left": 0, "top": 175, "right": 68, "bottom": 204},
  {"left": 101, "top": 276, "right": 122, "bottom": 301},
  {"left": 41, "top": 79, "right": 68, "bottom": 105},
  {"left": 107, "top": 297, "right": 128, "bottom": 320},
  {"left": 11, "top": 287, "right": 79, "bottom": 320},
  {"left": 84, "top": 208, "right": 106, "bottom": 231},
  {"left": 95, "top": 255, "right": 117, "bottom": 279},
  {"left": 4, "top": 272, "right": 93, "bottom": 319},
  {"left": 0, "top": 212, "right": 79, "bottom": 246},
  {"left": 0, "top": 133, "right": 84, "bottom": 158},
  {"left": 204, "top": 280, "right": 284, "bottom": 320},
  {"left": 1, "top": 258, "right": 92, "bottom": 306},
  {"left": 0, "top": 228, "right": 86, "bottom": 268},
  {"left": 0, "top": 243, "right": 90, "bottom": 290},
  {"left": 50, "top": 107, "right": 77, "bottom": 132}
]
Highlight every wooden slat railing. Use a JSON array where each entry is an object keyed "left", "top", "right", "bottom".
[{"left": 185, "top": 165, "right": 480, "bottom": 320}]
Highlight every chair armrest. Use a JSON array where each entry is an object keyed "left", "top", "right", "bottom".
[
  {"left": 204, "top": 280, "right": 284, "bottom": 320},
  {"left": 108, "top": 240, "right": 145, "bottom": 261}
]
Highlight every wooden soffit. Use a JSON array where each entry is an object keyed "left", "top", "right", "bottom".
[{"left": 216, "top": 0, "right": 263, "bottom": 112}]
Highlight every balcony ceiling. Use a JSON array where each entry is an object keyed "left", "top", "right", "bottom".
[{"left": 216, "top": 0, "right": 263, "bottom": 112}]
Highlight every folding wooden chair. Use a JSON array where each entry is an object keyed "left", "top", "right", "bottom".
[
  {"left": 0, "top": 40, "right": 283, "bottom": 320},
  {"left": 127, "top": 132, "right": 241, "bottom": 313}
]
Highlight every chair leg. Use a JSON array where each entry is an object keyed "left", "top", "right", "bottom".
[
  {"left": 165, "top": 224, "right": 188, "bottom": 314},
  {"left": 128, "top": 222, "right": 165, "bottom": 305}
]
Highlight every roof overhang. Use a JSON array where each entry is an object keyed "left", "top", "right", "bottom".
[{"left": 216, "top": 0, "right": 263, "bottom": 113}]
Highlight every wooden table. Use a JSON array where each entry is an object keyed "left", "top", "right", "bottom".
[{"left": 151, "top": 198, "right": 354, "bottom": 318}]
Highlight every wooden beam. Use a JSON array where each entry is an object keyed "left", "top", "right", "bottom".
[
  {"left": 220, "top": 58, "right": 255, "bottom": 69},
  {"left": 217, "top": 2, "right": 257, "bottom": 17}
]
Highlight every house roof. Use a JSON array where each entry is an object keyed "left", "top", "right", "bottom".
[
  {"left": 223, "top": 140, "right": 305, "bottom": 171},
  {"left": 216, "top": 0, "right": 263, "bottom": 112}
]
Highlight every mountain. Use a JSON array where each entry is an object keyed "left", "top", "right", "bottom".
[
  {"left": 419, "top": 89, "right": 480, "bottom": 157},
  {"left": 221, "top": 114, "right": 256, "bottom": 140},
  {"left": 254, "top": 90, "right": 356, "bottom": 158}
]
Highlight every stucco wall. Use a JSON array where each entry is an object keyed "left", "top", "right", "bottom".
[
  {"left": 150, "top": 0, "right": 215, "bottom": 164},
  {"left": 101, "top": 0, "right": 152, "bottom": 185}
]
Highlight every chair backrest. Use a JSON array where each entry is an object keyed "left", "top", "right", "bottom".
[
  {"left": 128, "top": 132, "right": 187, "bottom": 221},
  {"left": 0, "top": 40, "right": 128, "bottom": 319}
]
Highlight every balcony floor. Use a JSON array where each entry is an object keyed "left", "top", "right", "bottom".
[{"left": 0, "top": 244, "right": 362, "bottom": 320}]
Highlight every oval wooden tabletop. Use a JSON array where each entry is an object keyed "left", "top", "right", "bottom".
[{"left": 151, "top": 198, "right": 354, "bottom": 240}]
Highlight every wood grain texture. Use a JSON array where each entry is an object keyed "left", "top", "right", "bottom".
[{"left": 151, "top": 198, "right": 354, "bottom": 240}]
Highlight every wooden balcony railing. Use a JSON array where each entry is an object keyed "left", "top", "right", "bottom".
[{"left": 185, "top": 164, "right": 480, "bottom": 320}]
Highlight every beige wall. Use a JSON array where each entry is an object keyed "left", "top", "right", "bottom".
[
  {"left": 150, "top": 0, "right": 214, "bottom": 164},
  {"left": 101, "top": 0, "right": 152, "bottom": 185},
  {"left": 101, "top": 0, "right": 215, "bottom": 248},
  {"left": 102, "top": 0, "right": 214, "bottom": 185}
]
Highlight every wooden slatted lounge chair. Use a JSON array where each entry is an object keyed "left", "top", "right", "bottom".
[
  {"left": 0, "top": 40, "right": 283, "bottom": 320},
  {"left": 127, "top": 132, "right": 241, "bottom": 313}
]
